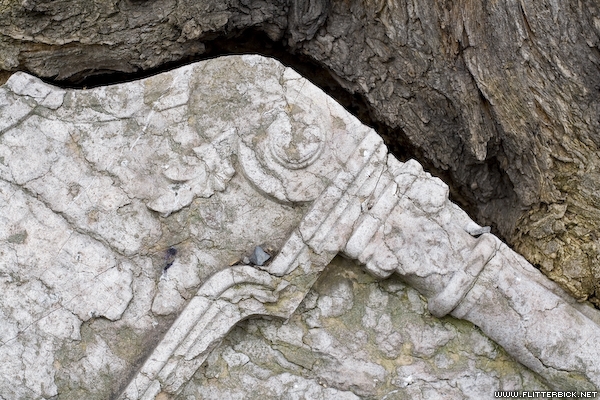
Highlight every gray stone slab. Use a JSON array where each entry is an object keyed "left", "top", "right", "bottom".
[{"left": 0, "top": 55, "right": 598, "bottom": 399}]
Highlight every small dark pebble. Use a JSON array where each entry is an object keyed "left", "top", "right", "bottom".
[{"left": 163, "top": 247, "right": 178, "bottom": 273}]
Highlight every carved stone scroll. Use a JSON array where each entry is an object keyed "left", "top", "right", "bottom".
[{"left": 1, "top": 55, "right": 599, "bottom": 399}]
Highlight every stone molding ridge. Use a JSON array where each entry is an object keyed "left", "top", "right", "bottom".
[
  {"left": 120, "top": 129, "right": 390, "bottom": 398},
  {"left": 119, "top": 266, "right": 281, "bottom": 399}
]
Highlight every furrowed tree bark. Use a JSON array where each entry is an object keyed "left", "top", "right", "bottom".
[{"left": 1, "top": 0, "right": 599, "bottom": 304}]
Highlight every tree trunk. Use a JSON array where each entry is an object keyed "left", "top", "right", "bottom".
[{"left": 1, "top": 0, "right": 600, "bottom": 304}]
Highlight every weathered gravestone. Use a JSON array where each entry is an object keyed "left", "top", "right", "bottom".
[{"left": 0, "top": 55, "right": 598, "bottom": 399}]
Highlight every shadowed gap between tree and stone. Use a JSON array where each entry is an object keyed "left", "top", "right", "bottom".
[{"left": 26, "top": 28, "right": 515, "bottom": 245}]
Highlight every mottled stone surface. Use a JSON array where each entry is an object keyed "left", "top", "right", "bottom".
[
  {"left": 0, "top": 55, "right": 598, "bottom": 399},
  {"left": 181, "top": 257, "right": 549, "bottom": 400}
]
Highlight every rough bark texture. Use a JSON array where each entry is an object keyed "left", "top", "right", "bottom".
[{"left": 1, "top": 0, "right": 600, "bottom": 304}]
